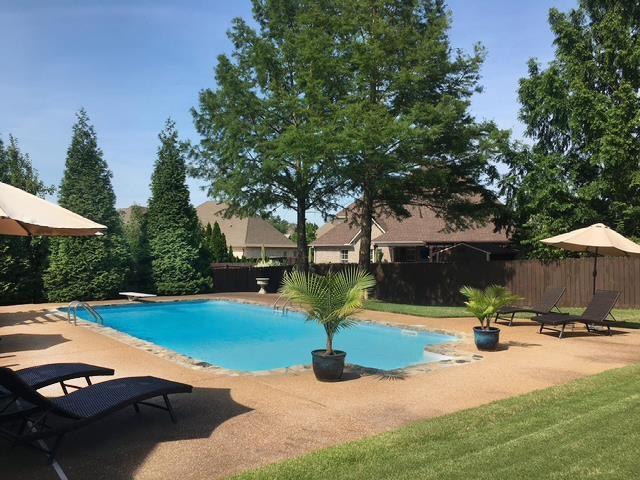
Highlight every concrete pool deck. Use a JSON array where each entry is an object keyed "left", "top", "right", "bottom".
[{"left": 2, "top": 293, "right": 640, "bottom": 479}]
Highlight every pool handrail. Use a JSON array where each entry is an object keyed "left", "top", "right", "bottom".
[
  {"left": 68, "top": 301, "right": 104, "bottom": 326},
  {"left": 272, "top": 294, "right": 291, "bottom": 315}
]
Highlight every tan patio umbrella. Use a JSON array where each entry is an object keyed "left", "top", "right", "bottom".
[
  {"left": 541, "top": 223, "right": 640, "bottom": 293},
  {"left": 0, "top": 181, "right": 106, "bottom": 237}
]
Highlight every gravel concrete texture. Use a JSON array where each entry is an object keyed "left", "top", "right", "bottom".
[{"left": 2, "top": 293, "right": 640, "bottom": 480}]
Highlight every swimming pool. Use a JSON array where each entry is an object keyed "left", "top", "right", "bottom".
[{"left": 69, "top": 301, "right": 457, "bottom": 372}]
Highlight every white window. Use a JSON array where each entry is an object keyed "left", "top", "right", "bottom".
[{"left": 340, "top": 249, "right": 349, "bottom": 263}]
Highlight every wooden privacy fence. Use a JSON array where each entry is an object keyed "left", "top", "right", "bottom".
[
  {"left": 364, "top": 257, "right": 640, "bottom": 308},
  {"left": 212, "top": 257, "right": 640, "bottom": 308},
  {"left": 211, "top": 264, "right": 293, "bottom": 294}
]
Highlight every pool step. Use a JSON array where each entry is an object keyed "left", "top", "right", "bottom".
[{"left": 401, "top": 329, "right": 418, "bottom": 336}]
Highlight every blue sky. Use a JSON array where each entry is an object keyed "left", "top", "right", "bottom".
[{"left": 0, "top": 0, "right": 577, "bottom": 224}]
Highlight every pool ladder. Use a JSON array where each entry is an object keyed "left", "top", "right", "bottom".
[
  {"left": 68, "top": 301, "right": 104, "bottom": 326},
  {"left": 272, "top": 294, "right": 291, "bottom": 315}
]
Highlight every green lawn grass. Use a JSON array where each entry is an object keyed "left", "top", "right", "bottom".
[
  {"left": 363, "top": 299, "right": 640, "bottom": 326},
  {"left": 233, "top": 364, "right": 640, "bottom": 480},
  {"left": 363, "top": 300, "right": 475, "bottom": 318}
]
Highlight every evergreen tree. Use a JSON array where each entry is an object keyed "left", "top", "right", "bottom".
[
  {"left": 44, "top": 110, "right": 131, "bottom": 301},
  {"left": 202, "top": 221, "right": 232, "bottom": 263},
  {"left": 147, "top": 120, "right": 212, "bottom": 294},
  {"left": 211, "top": 222, "right": 229, "bottom": 262},
  {"left": 503, "top": 1, "right": 640, "bottom": 257},
  {"left": 123, "top": 205, "right": 153, "bottom": 291},
  {"left": 0, "top": 136, "right": 53, "bottom": 304},
  {"left": 202, "top": 222, "right": 215, "bottom": 259}
]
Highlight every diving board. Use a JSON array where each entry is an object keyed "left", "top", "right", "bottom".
[{"left": 119, "top": 292, "right": 157, "bottom": 302}]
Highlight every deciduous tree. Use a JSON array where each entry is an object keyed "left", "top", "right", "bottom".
[
  {"left": 191, "top": 0, "right": 346, "bottom": 272},
  {"left": 503, "top": 1, "right": 640, "bottom": 258},
  {"left": 335, "top": 0, "right": 502, "bottom": 268}
]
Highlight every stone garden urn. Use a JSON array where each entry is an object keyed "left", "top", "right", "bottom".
[{"left": 256, "top": 277, "right": 270, "bottom": 294}]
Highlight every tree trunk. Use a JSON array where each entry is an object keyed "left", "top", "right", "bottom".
[
  {"left": 295, "top": 197, "right": 309, "bottom": 272},
  {"left": 326, "top": 332, "right": 334, "bottom": 355},
  {"left": 358, "top": 193, "right": 374, "bottom": 270}
]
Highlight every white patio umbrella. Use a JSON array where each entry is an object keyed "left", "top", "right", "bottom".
[
  {"left": 0, "top": 181, "right": 106, "bottom": 237},
  {"left": 541, "top": 223, "right": 640, "bottom": 293}
]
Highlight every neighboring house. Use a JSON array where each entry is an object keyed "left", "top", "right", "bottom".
[
  {"left": 312, "top": 204, "right": 515, "bottom": 263},
  {"left": 119, "top": 205, "right": 147, "bottom": 224},
  {"left": 196, "top": 202, "right": 297, "bottom": 260}
]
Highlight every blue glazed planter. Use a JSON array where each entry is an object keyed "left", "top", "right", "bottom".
[
  {"left": 473, "top": 326, "right": 500, "bottom": 351},
  {"left": 311, "top": 349, "right": 346, "bottom": 381}
]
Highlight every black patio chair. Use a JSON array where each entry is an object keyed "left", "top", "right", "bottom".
[
  {"left": 0, "top": 367, "right": 192, "bottom": 462},
  {"left": 495, "top": 287, "right": 566, "bottom": 326},
  {"left": 1, "top": 363, "right": 115, "bottom": 423},
  {"left": 0, "top": 362, "right": 114, "bottom": 398},
  {"left": 534, "top": 290, "right": 620, "bottom": 339}
]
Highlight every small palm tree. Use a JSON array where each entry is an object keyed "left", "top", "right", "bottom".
[
  {"left": 460, "top": 285, "right": 520, "bottom": 330},
  {"left": 281, "top": 267, "right": 376, "bottom": 355}
]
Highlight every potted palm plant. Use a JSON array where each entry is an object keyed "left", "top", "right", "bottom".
[
  {"left": 460, "top": 285, "right": 520, "bottom": 351},
  {"left": 280, "top": 267, "right": 375, "bottom": 381}
]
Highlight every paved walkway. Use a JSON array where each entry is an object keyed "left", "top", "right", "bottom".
[{"left": 2, "top": 293, "right": 640, "bottom": 479}]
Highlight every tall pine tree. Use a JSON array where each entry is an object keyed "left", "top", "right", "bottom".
[
  {"left": 147, "top": 120, "right": 212, "bottom": 294},
  {"left": 44, "top": 110, "right": 131, "bottom": 301},
  {"left": 0, "top": 136, "right": 53, "bottom": 304},
  {"left": 211, "top": 222, "right": 231, "bottom": 262}
]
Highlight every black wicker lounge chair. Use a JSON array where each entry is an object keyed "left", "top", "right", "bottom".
[
  {"left": 0, "top": 367, "right": 192, "bottom": 462},
  {"left": 1, "top": 363, "right": 115, "bottom": 423},
  {"left": 0, "top": 362, "right": 114, "bottom": 398},
  {"left": 534, "top": 290, "right": 620, "bottom": 339},
  {"left": 495, "top": 287, "right": 566, "bottom": 326}
]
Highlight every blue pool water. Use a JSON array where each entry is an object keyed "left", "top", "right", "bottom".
[{"left": 69, "top": 301, "right": 457, "bottom": 372}]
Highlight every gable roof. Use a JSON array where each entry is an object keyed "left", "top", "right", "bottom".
[
  {"left": 313, "top": 204, "right": 509, "bottom": 247},
  {"left": 196, "top": 202, "right": 296, "bottom": 249}
]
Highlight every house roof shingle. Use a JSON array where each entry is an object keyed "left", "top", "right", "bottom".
[
  {"left": 196, "top": 202, "right": 296, "bottom": 249},
  {"left": 313, "top": 204, "right": 509, "bottom": 247}
]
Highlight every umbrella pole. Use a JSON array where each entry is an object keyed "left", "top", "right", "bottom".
[{"left": 592, "top": 247, "right": 598, "bottom": 295}]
